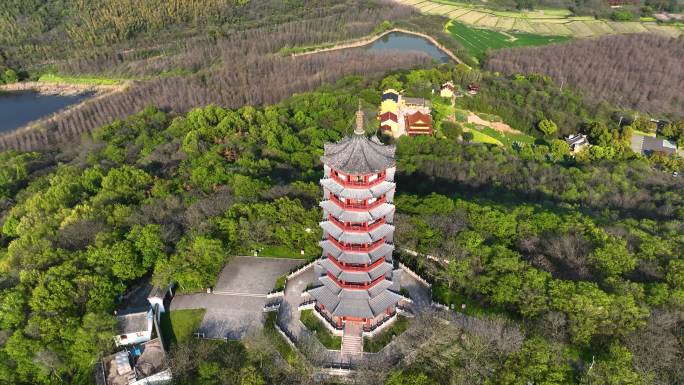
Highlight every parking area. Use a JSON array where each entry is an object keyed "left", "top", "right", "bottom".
[
  {"left": 170, "top": 256, "right": 303, "bottom": 340},
  {"left": 214, "top": 256, "right": 301, "bottom": 294}
]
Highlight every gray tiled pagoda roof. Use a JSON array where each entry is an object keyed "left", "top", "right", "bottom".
[
  {"left": 321, "top": 179, "right": 395, "bottom": 200},
  {"left": 320, "top": 275, "right": 342, "bottom": 294},
  {"left": 370, "top": 290, "right": 403, "bottom": 315},
  {"left": 334, "top": 298, "right": 374, "bottom": 318},
  {"left": 368, "top": 279, "right": 393, "bottom": 297},
  {"left": 319, "top": 240, "right": 393, "bottom": 264},
  {"left": 321, "top": 133, "right": 396, "bottom": 175},
  {"left": 308, "top": 284, "right": 401, "bottom": 318},
  {"left": 320, "top": 221, "right": 394, "bottom": 243},
  {"left": 339, "top": 271, "right": 371, "bottom": 283},
  {"left": 308, "top": 285, "right": 340, "bottom": 310},
  {"left": 318, "top": 258, "right": 342, "bottom": 276},
  {"left": 320, "top": 201, "right": 394, "bottom": 223}
]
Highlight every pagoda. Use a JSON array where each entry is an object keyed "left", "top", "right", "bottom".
[{"left": 308, "top": 107, "right": 403, "bottom": 332}]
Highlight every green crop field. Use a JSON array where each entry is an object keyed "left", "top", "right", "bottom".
[{"left": 446, "top": 21, "right": 570, "bottom": 61}]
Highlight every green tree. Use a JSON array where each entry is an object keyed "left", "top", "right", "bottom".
[
  {"left": 153, "top": 236, "right": 227, "bottom": 290},
  {"left": 239, "top": 365, "right": 265, "bottom": 385},
  {"left": 386, "top": 370, "right": 438, "bottom": 385},
  {"left": 661, "top": 119, "right": 684, "bottom": 147},
  {"left": 498, "top": 337, "right": 573, "bottom": 385},
  {"left": 2, "top": 69, "right": 19, "bottom": 84},
  {"left": 127, "top": 224, "right": 165, "bottom": 269},
  {"left": 68, "top": 313, "right": 116, "bottom": 372},
  {"left": 549, "top": 139, "right": 571, "bottom": 161},
  {"left": 538, "top": 119, "right": 558, "bottom": 137},
  {"left": 580, "top": 344, "right": 643, "bottom": 385},
  {"left": 589, "top": 238, "right": 637, "bottom": 276},
  {"left": 586, "top": 121, "right": 613, "bottom": 147},
  {"left": 97, "top": 165, "right": 152, "bottom": 203}
]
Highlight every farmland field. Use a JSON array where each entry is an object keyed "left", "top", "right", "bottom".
[
  {"left": 446, "top": 21, "right": 570, "bottom": 61},
  {"left": 396, "top": 0, "right": 684, "bottom": 38}
]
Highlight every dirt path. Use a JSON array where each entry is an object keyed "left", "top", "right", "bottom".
[
  {"left": 467, "top": 112, "right": 522, "bottom": 134},
  {"left": 0, "top": 81, "right": 125, "bottom": 96}
]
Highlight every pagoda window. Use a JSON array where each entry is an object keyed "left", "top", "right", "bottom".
[
  {"left": 368, "top": 173, "right": 378, "bottom": 182},
  {"left": 367, "top": 197, "right": 377, "bottom": 204},
  {"left": 351, "top": 175, "right": 363, "bottom": 183}
]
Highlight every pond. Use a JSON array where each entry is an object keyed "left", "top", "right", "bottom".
[
  {"left": 365, "top": 32, "right": 451, "bottom": 63},
  {"left": 0, "top": 91, "right": 91, "bottom": 133}
]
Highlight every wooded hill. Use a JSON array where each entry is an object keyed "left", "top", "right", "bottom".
[
  {"left": 0, "top": 0, "right": 439, "bottom": 152},
  {"left": 0, "top": 67, "right": 682, "bottom": 385},
  {"left": 485, "top": 33, "right": 684, "bottom": 119}
]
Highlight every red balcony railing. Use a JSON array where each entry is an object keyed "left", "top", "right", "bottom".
[
  {"left": 326, "top": 272, "right": 387, "bottom": 289},
  {"left": 327, "top": 235, "right": 385, "bottom": 252},
  {"left": 327, "top": 214, "right": 386, "bottom": 233},
  {"left": 328, "top": 193, "right": 386, "bottom": 211},
  {"left": 327, "top": 254, "right": 386, "bottom": 272},
  {"left": 330, "top": 172, "right": 385, "bottom": 188}
]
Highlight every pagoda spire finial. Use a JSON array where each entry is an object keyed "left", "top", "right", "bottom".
[{"left": 354, "top": 100, "right": 364, "bottom": 135}]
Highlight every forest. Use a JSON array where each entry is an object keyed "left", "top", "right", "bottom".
[
  {"left": 0, "top": 66, "right": 682, "bottom": 385},
  {"left": 0, "top": 0, "right": 449, "bottom": 152},
  {"left": 485, "top": 33, "right": 684, "bottom": 119}
]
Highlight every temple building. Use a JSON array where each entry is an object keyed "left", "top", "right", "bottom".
[
  {"left": 379, "top": 89, "right": 433, "bottom": 138},
  {"left": 308, "top": 108, "right": 402, "bottom": 332},
  {"left": 404, "top": 110, "right": 433, "bottom": 136}
]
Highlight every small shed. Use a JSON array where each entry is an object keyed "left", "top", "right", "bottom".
[
  {"left": 440, "top": 81, "right": 455, "bottom": 98},
  {"left": 114, "top": 308, "right": 153, "bottom": 347},
  {"left": 565, "top": 134, "right": 590, "bottom": 153}
]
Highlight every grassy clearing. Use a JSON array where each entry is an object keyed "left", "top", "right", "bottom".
[
  {"left": 634, "top": 129, "right": 656, "bottom": 137},
  {"left": 159, "top": 309, "right": 206, "bottom": 347},
  {"left": 463, "top": 125, "right": 504, "bottom": 145},
  {"left": 38, "top": 73, "right": 123, "bottom": 85},
  {"left": 446, "top": 21, "right": 570, "bottom": 61},
  {"left": 259, "top": 245, "right": 307, "bottom": 259},
  {"left": 300, "top": 309, "right": 342, "bottom": 350},
  {"left": 478, "top": 125, "right": 537, "bottom": 146},
  {"left": 363, "top": 316, "right": 410, "bottom": 353}
]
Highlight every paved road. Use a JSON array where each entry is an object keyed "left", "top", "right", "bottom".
[
  {"left": 170, "top": 256, "right": 304, "bottom": 340},
  {"left": 278, "top": 264, "right": 317, "bottom": 339},
  {"left": 399, "top": 267, "right": 432, "bottom": 310}
]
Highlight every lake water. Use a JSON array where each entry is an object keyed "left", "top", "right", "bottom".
[
  {"left": 366, "top": 32, "right": 451, "bottom": 63},
  {"left": 0, "top": 91, "right": 91, "bottom": 133}
]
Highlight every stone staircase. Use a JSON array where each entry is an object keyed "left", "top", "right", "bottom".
[{"left": 341, "top": 322, "right": 363, "bottom": 356}]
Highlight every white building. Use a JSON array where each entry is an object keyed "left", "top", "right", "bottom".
[{"left": 114, "top": 308, "right": 154, "bottom": 347}]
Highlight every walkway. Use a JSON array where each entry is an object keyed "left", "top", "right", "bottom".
[
  {"left": 277, "top": 263, "right": 317, "bottom": 339},
  {"left": 341, "top": 322, "right": 363, "bottom": 356},
  {"left": 171, "top": 256, "right": 303, "bottom": 340},
  {"left": 399, "top": 266, "right": 432, "bottom": 310}
]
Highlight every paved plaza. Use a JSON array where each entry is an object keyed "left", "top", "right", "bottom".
[{"left": 170, "top": 256, "right": 303, "bottom": 339}]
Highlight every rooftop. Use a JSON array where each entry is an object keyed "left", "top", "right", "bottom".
[
  {"left": 102, "top": 339, "right": 167, "bottom": 385},
  {"left": 403, "top": 97, "right": 431, "bottom": 107},
  {"left": 321, "top": 110, "right": 396, "bottom": 174},
  {"left": 116, "top": 308, "right": 151, "bottom": 335}
]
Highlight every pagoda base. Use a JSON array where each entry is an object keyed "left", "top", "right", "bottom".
[{"left": 313, "top": 304, "right": 397, "bottom": 335}]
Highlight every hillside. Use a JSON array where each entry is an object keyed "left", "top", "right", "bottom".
[
  {"left": 485, "top": 33, "right": 684, "bottom": 118},
  {"left": 1, "top": 67, "right": 683, "bottom": 385}
]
